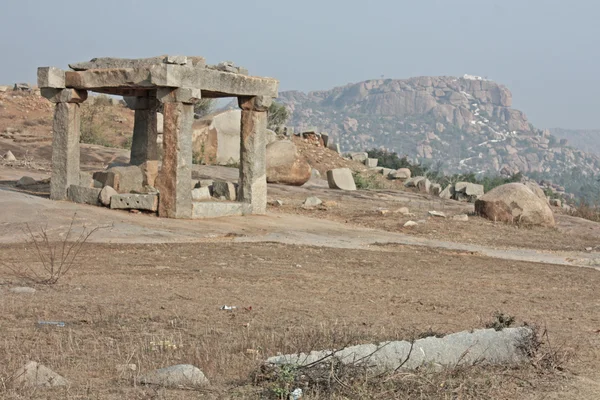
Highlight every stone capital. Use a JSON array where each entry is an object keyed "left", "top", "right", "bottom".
[
  {"left": 238, "top": 95, "right": 272, "bottom": 112},
  {"left": 156, "top": 87, "right": 201, "bottom": 104},
  {"left": 41, "top": 88, "right": 88, "bottom": 103},
  {"left": 38, "top": 67, "right": 66, "bottom": 89}
]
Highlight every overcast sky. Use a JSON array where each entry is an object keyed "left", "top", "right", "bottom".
[{"left": 1, "top": 0, "right": 597, "bottom": 129}]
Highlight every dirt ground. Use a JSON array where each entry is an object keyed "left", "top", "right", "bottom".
[{"left": 1, "top": 241, "right": 600, "bottom": 399}]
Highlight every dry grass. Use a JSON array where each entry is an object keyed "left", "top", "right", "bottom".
[
  {"left": 0, "top": 242, "right": 597, "bottom": 399},
  {"left": 569, "top": 202, "right": 600, "bottom": 223}
]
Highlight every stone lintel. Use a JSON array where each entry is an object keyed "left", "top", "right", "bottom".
[
  {"left": 156, "top": 87, "right": 201, "bottom": 104},
  {"left": 238, "top": 95, "right": 272, "bottom": 112},
  {"left": 63, "top": 65, "right": 278, "bottom": 98},
  {"left": 41, "top": 88, "right": 88, "bottom": 103},
  {"left": 37, "top": 67, "right": 66, "bottom": 88},
  {"left": 164, "top": 55, "right": 187, "bottom": 65}
]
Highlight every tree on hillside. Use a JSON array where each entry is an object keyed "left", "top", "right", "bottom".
[{"left": 267, "top": 102, "right": 289, "bottom": 130}]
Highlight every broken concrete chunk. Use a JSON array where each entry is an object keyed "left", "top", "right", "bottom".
[
  {"left": 68, "top": 185, "right": 101, "bottom": 206},
  {"left": 110, "top": 193, "right": 158, "bottom": 212},
  {"left": 327, "top": 168, "right": 357, "bottom": 191}
]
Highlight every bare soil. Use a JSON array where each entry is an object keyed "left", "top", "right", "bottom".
[{"left": 1, "top": 242, "right": 600, "bottom": 399}]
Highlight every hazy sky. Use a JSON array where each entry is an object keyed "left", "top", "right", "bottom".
[{"left": 1, "top": 0, "right": 597, "bottom": 129}]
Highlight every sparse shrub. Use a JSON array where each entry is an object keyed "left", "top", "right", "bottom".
[
  {"left": 568, "top": 201, "right": 600, "bottom": 223},
  {"left": 353, "top": 172, "right": 383, "bottom": 189},
  {"left": 121, "top": 135, "right": 133, "bottom": 150},
  {"left": 3, "top": 214, "right": 99, "bottom": 284},
  {"left": 485, "top": 312, "right": 516, "bottom": 331},
  {"left": 267, "top": 102, "right": 289, "bottom": 130}
]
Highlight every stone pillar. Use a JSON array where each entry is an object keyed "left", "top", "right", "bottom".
[
  {"left": 238, "top": 95, "right": 271, "bottom": 215},
  {"left": 41, "top": 88, "right": 87, "bottom": 200},
  {"left": 154, "top": 88, "right": 198, "bottom": 218},
  {"left": 130, "top": 95, "right": 159, "bottom": 187}
]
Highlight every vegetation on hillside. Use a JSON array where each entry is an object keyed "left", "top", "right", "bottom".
[{"left": 267, "top": 102, "right": 289, "bottom": 130}]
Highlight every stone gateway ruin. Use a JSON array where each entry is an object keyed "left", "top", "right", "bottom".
[{"left": 37, "top": 56, "right": 279, "bottom": 218}]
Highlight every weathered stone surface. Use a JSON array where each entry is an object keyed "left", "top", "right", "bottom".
[
  {"left": 191, "top": 201, "right": 244, "bottom": 218},
  {"left": 439, "top": 184, "right": 455, "bottom": 199},
  {"left": 428, "top": 210, "right": 447, "bottom": 218},
  {"left": 156, "top": 87, "right": 202, "bottom": 104},
  {"left": 95, "top": 166, "right": 144, "bottom": 193},
  {"left": 212, "top": 181, "right": 237, "bottom": 201},
  {"left": 452, "top": 214, "right": 469, "bottom": 221},
  {"left": 348, "top": 152, "right": 368, "bottom": 162},
  {"left": 327, "top": 168, "right": 357, "bottom": 191},
  {"left": 41, "top": 88, "right": 87, "bottom": 103},
  {"left": 3, "top": 150, "right": 16, "bottom": 161},
  {"left": 430, "top": 183, "right": 442, "bottom": 196},
  {"left": 475, "top": 183, "right": 555, "bottom": 227},
  {"left": 523, "top": 181, "right": 548, "bottom": 204},
  {"left": 13, "top": 361, "right": 69, "bottom": 387},
  {"left": 99, "top": 186, "right": 117, "bottom": 207},
  {"left": 78, "top": 171, "right": 93, "bottom": 187},
  {"left": 417, "top": 178, "right": 431, "bottom": 193},
  {"left": 68, "top": 185, "right": 101, "bottom": 206},
  {"left": 130, "top": 99, "right": 159, "bottom": 166},
  {"left": 16, "top": 176, "right": 37, "bottom": 187},
  {"left": 328, "top": 142, "right": 341, "bottom": 153},
  {"left": 365, "top": 158, "right": 378, "bottom": 168},
  {"left": 403, "top": 221, "right": 418, "bottom": 227},
  {"left": 455, "top": 182, "right": 484, "bottom": 198},
  {"left": 390, "top": 168, "right": 411, "bottom": 180},
  {"left": 267, "top": 327, "right": 533, "bottom": 372},
  {"left": 550, "top": 198, "right": 562, "bottom": 207},
  {"left": 154, "top": 102, "right": 194, "bottom": 218},
  {"left": 266, "top": 140, "right": 311, "bottom": 186},
  {"left": 69, "top": 56, "right": 171, "bottom": 70},
  {"left": 404, "top": 176, "right": 425, "bottom": 187},
  {"left": 381, "top": 168, "right": 394, "bottom": 177},
  {"left": 303, "top": 196, "right": 323, "bottom": 207},
  {"left": 50, "top": 102, "right": 81, "bottom": 200},
  {"left": 9, "top": 287, "right": 36, "bottom": 294},
  {"left": 37, "top": 67, "right": 65, "bottom": 88},
  {"left": 139, "top": 364, "right": 208, "bottom": 388},
  {"left": 164, "top": 55, "right": 188, "bottom": 65},
  {"left": 191, "top": 187, "right": 211, "bottom": 201},
  {"left": 395, "top": 207, "right": 410, "bottom": 215},
  {"left": 193, "top": 110, "right": 242, "bottom": 165},
  {"left": 238, "top": 97, "right": 268, "bottom": 214},
  {"left": 110, "top": 193, "right": 158, "bottom": 211},
  {"left": 140, "top": 160, "right": 158, "bottom": 187}
]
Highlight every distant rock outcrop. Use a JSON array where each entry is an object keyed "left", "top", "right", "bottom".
[{"left": 278, "top": 76, "right": 600, "bottom": 179}]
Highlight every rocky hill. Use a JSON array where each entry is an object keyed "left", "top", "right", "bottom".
[{"left": 278, "top": 76, "right": 600, "bottom": 179}]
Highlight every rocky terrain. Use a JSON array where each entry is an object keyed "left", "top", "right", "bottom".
[
  {"left": 278, "top": 76, "right": 600, "bottom": 180},
  {"left": 550, "top": 128, "right": 600, "bottom": 156}
]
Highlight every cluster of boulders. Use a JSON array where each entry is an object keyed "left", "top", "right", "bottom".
[{"left": 9, "top": 361, "right": 208, "bottom": 390}]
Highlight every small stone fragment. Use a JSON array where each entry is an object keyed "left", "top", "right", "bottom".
[
  {"left": 428, "top": 211, "right": 447, "bottom": 218},
  {"left": 99, "top": 186, "right": 118, "bottom": 207},
  {"left": 377, "top": 209, "right": 390, "bottom": 215},
  {"left": 269, "top": 199, "right": 283, "bottom": 206},
  {"left": 139, "top": 364, "right": 209, "bottom": 388},
  {"left": 3, "top": 150, "right": 16, "bottom": 161},
  {"left": 303, "top": 196, "right": 322, "bottom": 208},
  {"left": 403, "top": 221, "right": 418, "bottom": 227},
  {"left": 452, "top": 214, "right": 469, "bottom": 222},
  {"left": 13, "top": 361, "right": 69, "bottom": 387},
  {"left": 10, "top": 287, "right": 36, "bottom": 294},
  {"left": 394, "top": 207, "right": 410, "bottom": 215}
]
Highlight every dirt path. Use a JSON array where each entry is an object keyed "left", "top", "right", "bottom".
[{"left": 1, "top": 188, "right": 599, "bottom": 271}]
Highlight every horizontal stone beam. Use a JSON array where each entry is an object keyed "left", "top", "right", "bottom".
[
  {"left": 41, "top": 88, "right": 88, "bottom": 103},
  {"left": 63, "top": 65, "right": 278, "bottom": 98}
]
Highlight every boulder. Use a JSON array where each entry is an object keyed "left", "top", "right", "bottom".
[
  {"left": 266, "top": 140, "right": 311, "bottom": 186},
  {"left": 16, "top": 176, "right": 37, "bottom": 187},
  {"left": 475, "top": 183, "right": 555, "bottom": 227},
  {"left": 391, "top": 168, "right": 411, "bottom": 180},
  {"left": 139, "top": 364, "right": 209, "bottom": 388},
  {"left": 430, "top": 183, "right": 442, "bottom": 196},
  {"left": 452, "top": 214, "right": 469, "bottom": 222},
  {"left": 327, "top": 168, "right": 357, "bottom": 191},
  {"left": 403, "top": 221, "right": 418, "bottom": 227},
  {"left": 404, "top": 176, "right": 425, "bottom": 188},
  {"left": 3, "top": 150, "right": 16, "bottom": 161},
  {"left": 13, "top": 361, "right": 69, "bottom": 387},
  {"left": 454, "top": 182, "right": 484, "bottom": 201},
  {"left": 381, "top": 168, "right": 394, "bottom": 177},
  {"left": 212, "top": 181, "right": 237, "bottom": 201},
  {"left": 439, "top": 184, "right": 455, "bottom": 199},
  {"left": 523, "top": 181, "right": 548, "bottom": 204},
  {"left": 348, "top": 152, "right": 368, "bottom": 162},
  {"left": 417, "top": 178, "right": 431, "bottom": 194},
  {"left": 192, "top": 109, "right": 242, "bottom": 165},
  {"left": 365, "top": 158, "right": 378, "bottom": 168},
  {"left": 99, "top": 186, "right": 118, "bottom": 207},
  {"left": 303, "top": 196, "right": 322, "bottom": 207}
]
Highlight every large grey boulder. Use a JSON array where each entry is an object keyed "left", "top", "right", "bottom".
[
  {"left": 13, "top": 361, "right": 69, "bottom": 387},
  {"left": 268, "top": 327, "right": 533, "bottom": 372},
  {"left": 475, "top": 183, "right": 555, "bottom": 227},
  {"left": 139, "top": 364, "right": 209, "bottom": 388},
  {"left": 266, "top": 140, "right": 311, "bottom": 186},
  {"left": 327, "top": 168, "right": 357, "bottom": 191}
]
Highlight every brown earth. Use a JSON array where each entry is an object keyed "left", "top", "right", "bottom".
[{"left": 1, "top": 241, "right": 600, "bottom": 399}]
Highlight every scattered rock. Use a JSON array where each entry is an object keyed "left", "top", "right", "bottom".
[
  {"left": 403, "top": 221, "right": 418, "bottom": 227},
  {"left": 266, "top": 140, "right": 311, "bottom": 186},
  {"left": 269, "top": 199, "right": 283, "bottom": 207},
  {"left": 9, "top": 287, "right": 36, "bottom": 294},
  {"left": 377, "top": 209, "right": 390, "bottom": 215},
  {"left": 430, "top": 183, "right": 442, "bottom": 196},
  {"left": 404, "top": 176, "right": 425, "bottom": 188},
  {"left": 212, "top": 181, "right": 237, "bottom": 201},
  {"left": 110, "top": 193, "right": 159, "bottom": 212},
  {"left": 99, "top": 186, "right": 118, "bottom": 207},
  {"left": 303, "top": 196, "right": 323, "bottom": 208},
  {"left": 452, "top": 214, "right": 469, "bottom": 222},
  {"left": 365, "top": 158, "right": 378, "bottom": 168},
  {"left": 93, "top": 165, "right": 144, "bottom": 194},
  {"left": 68, "top": 185, "right": 102, "bottom": 206},
  {"left": 13, "top": 361, "right": 69, "bottom": 387},
  {"left": 310, "top": 168, "right": 322, "bottom": 180},
  {"left": 428, "top": 211, "right": 447, "bottom": 218},
  {"left": 16, "top": 176, "right": 37, "bottom": 187},
  {"left": 439, "top": 185, "right": 455, "bottom": 199},
  {"left": 394, "top": 207, "right": 410, "bottom": 215},
  {"left": 191, "top": 187, "right": 211, "bottom": 201},
  {"left": 417, "top": 178, "right": 431, "bottom": 194},
  {"left": 327, "top": 168, "right": 357, "bottom": 191},
  {"left": 139, "top": 364, "right": 209, "bottom": 388},
  {"left": 390, "top": 168, "right": 411, "bottom": 180},
  {"left": 3, "top": 150, "right": 16, "bottom": 161},
  {"left": 381, "top": 168, "right": 394, "bottom": 177},
  {"left": 454, "top": 182, "right": 484, "bottom": 202},
  {"left": 348, "top": 152, "right": 368, "bottom": 162},
  {"left": 475, "top": 183, "right": 555, "bottom": 227}
]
